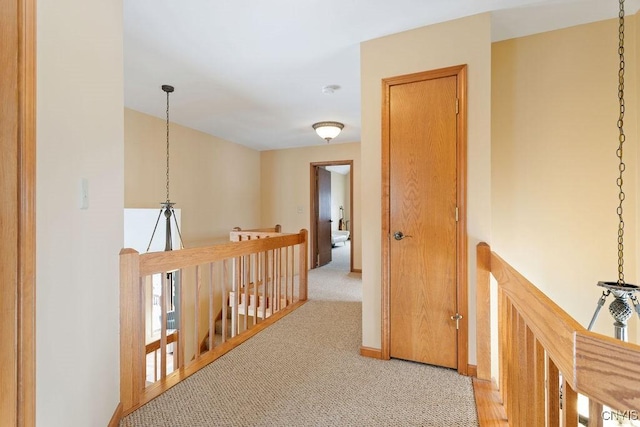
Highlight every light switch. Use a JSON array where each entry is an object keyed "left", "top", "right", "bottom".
[
  {"left": 80, "top": 178, "right": 89, "bottom": 209},
  {"left": 297, "top": 206, "right": 304, "bottom": 214}
]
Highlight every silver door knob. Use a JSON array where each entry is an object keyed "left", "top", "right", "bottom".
[{"left": 393, "top": 231, "right": 411, "bottom": 240}]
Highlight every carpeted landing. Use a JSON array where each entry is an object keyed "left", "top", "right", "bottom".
[{"left": 121, "top": 244, "right": 478, "bottom": 426}]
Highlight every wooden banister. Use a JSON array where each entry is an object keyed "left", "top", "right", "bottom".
[
  {"left": 140, "top": 233, "right": 304, "bottom": 276},
  {"left": 119, "top": 248, "right": 144, "bottom": 410},
  {"left": 490, "top": 251, "right": 583, "bottom": 385},
  {"left": 229, "top": 224, "right": 283, "bottom": 241},
  {"left": 120, "top": 229, "right": 308, "bottom": 415},
  {"left": 145, "top": 331, "right": 179, "bottom": 355},
  {"left": 476, "top": 242, "right": 640, "bottom": 425}
]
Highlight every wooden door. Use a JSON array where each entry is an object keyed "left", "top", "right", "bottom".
[
  {"left": 316, "top": 167, "right": 332, "bottom": 267},
  {"left": 385, "top": 69, "right": 464, "bottom": 369}
]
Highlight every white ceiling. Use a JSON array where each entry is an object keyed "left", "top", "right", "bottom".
[{"left": 124, "top": 0, "right": 640, "bottom": 151}]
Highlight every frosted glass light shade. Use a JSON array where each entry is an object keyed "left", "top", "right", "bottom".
[{"left": 312, "top": 121, "right": 344, "bottom": 142}]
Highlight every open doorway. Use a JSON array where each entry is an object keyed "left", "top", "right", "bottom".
[{"left": 309, "top": 160, "right": 354, "bottom": 272}]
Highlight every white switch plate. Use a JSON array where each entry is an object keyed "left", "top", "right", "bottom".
[
  {"left": 297, "top": 206, "right": 304, "bottom": 214},
  {"left": 80, "top": 178, "right": 89, "bottom": 209}
]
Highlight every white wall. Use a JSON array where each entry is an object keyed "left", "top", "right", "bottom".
[
  {"left": 36, "top": 0, "right": 124, "bottom": 425},
  {"left": 360, "top": 13, "right": 492, "bottom": 362}
]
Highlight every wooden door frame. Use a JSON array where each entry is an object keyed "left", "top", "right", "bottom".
[
  {"left": 1, "top": 0, "right": 37, "bottom": 424},
  {"left": 309, "top": 160, "right": 355, "bottom": 272},
  {"left": 381, "top": 65, "right": 468, "bottom": 375}
]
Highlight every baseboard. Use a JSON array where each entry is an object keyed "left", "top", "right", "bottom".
[
  {"left": 351, "top": 268, "right": 362, "bottom": 273},
  {"left": 468, "top": 364, "right": 478, "bottom": 377},
  {"left": 472, "top": 377, "right": 508, "bottom": 426},
  {"left": 108, "top": 402, "right": 123, "bottom": 427},
  {"left": 359, "top": 346, "right": 382, "bottom": 359}
]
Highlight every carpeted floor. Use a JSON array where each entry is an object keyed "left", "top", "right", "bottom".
[
  {"left": 121, "top": 243, "right": 478, "bottom": 426},
  {"left": 325, "top": 239, "right": 351, "bottom": 272}
]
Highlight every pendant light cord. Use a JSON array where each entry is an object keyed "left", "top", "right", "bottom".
[
  {"left": 166, "top": 89, "right": 171, "bottom": 203},
  {"left": 617, "top": 0, "right": 626, "bottom": 285}
]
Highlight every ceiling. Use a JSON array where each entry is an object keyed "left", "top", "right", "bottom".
[{"left": 124, "top": 0, "right": 640, "bottom": 151}]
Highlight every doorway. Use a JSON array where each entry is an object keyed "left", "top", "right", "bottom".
[
  {"left": 381, "top": 65, "right": 468, "bottom": 374},
  {"left": 309, "top": 160, "right": 354, "bottom": 272}
]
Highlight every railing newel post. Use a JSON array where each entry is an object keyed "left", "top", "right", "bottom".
[
  {"left": 299, "top": 229, "right": 308, "bottom": 301},
  {"left": 119, "top": 248, "right": 144, "bottom": 412},
  {"left": 476, "top": 242, "right": 491, "bottom": 380}
]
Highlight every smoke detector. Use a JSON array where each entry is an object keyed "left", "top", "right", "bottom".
[{"left": 322, "top": 85, "right": 341, "bottom": 94}]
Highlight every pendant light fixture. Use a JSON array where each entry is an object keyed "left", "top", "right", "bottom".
[
  {"left": 587, "top": 0, "right": 640, "bottom": 341},
  {"left": 146, "top": 84, "right": 184, "bottom": 253}
]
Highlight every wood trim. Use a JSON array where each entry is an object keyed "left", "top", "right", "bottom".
[
  {"left": 381, "top": 74, "right": 391, "bottom": 360},
  {"left": 381, "top": 65, "right": 469, "bottom": 371},
  {"left": 309, "top": 160, "right": 355, "bottom": 271},
  {"left": 145, "top": 331, "right": 179, "bottom": 354},
  {"left": 123, "top": 300, "right": 307, "bottom": 416},
  {"left": 472, "top": 378, "right": 508, "bottom": 427},
  {"left": 108, "top": 403, "right": 123, "bottom": 427},
  {"left": 575, "top": 330, "right": 640, "bottom": 413},
  {"left": 490, "top": 251, "right": 583, "bottom": 385},
  {"left": 298, "top": 229, "right": 308, "bottom": 301},
  {"left": 467, "top": 364, "right": 478, "bottom": 378},
  {"left": 351, "top": 268, "right": 362, "bottom": 273},
  {"left": 455, "top": 65, "right": 469, "bottom": 375},
  {"left": 359, "top": 346, "right": 383, "bottom": 359},
  {"left": 476, "top": 242, "right": 491, "bottom": 380},
  {"left": 140, "top": 233, "right": 305, "bottom": 276},
  {"left": 119, "top": 249, "right": 145, "bottom": 411},
  {"left": 1, "top": 0, "right": 36, "bottom": 425}
]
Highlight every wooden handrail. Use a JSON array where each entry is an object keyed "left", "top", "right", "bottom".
[
  {"left": 145, "top": 331, "right": 179, "bottom": 354},
  {"left": 120, "top": 229, "right": 309, "bottom": 415},
  {"left": 140, "top": 233, "right": 304, "bottom": 276},
  {"left": 476, "top": 242, "right": 640, "bottom": 424},
  {"left": 490, "top": 251, "right": 583, "bottom": 385},
  {"left": 229, "top": 224, "right": 282, "bottom": 241}
]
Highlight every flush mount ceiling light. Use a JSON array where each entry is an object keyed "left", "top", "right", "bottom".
[{"left": 312, "top": 121, "right": 344, "bottom": 143}]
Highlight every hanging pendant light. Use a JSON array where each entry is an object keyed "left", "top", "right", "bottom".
[
  {"left": 146, "top": 84, "right": 184, "bottom": 253},
  {"left": 587, "top": 0, "right": 640, "bottom": 341}
]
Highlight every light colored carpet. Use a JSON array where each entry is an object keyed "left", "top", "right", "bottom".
[
  {"left": 325, "top": 240, "right": 351, "bottom": 272},
  {"left": 121, "top": 252, "right": 478, "bottom": 427}
]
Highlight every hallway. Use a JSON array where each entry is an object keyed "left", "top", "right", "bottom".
[{"left": 121, "top": 246, "right": 478, "bottom": 426}]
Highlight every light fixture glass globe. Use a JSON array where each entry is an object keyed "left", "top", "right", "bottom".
[{"left": 312, "top": 121, "right": 344, "bottom": 142}]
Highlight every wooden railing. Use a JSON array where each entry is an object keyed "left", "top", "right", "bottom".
[
  {"left": 230, "top": 224, "right": 282, "bottom": 241},
  {"left": 119, "top": 229, "right": 308, "bottom": 415},
  {"left": 476, "top": 243, "right": 640, "bottom": 426}
]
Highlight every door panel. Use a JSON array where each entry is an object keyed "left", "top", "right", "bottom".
[
  {"left": 317, "top": 167, "right": 332, "bottom": 267},
  {"left": 389, "top": 76, "right": 458, "bottom": 368}
]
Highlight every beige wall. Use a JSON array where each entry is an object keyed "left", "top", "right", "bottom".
[
  {"left": 330, "top": 171, "right": 349, "bottom": 231},
  {"left": 492, "top": 17, "right": 638, "bottom": 340},
  {"left": 36, "top": 0, "right": 124, "bottom": 425},
  {"left": 360, "top": 13, "right": 492, "bottom": 361},
  {"left": 260, "top": 142, "right": 362, "bottom": 270},
  {"left": 125, "top": 109, "right": 262, "bottom": 245}
]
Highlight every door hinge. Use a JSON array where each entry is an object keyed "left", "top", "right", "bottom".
[
  {"left": 455, "top": 98, "right": 459, "bottom": 115},
  {"left": 455, "top": 207, "right": 459, "bottom": 222}
]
